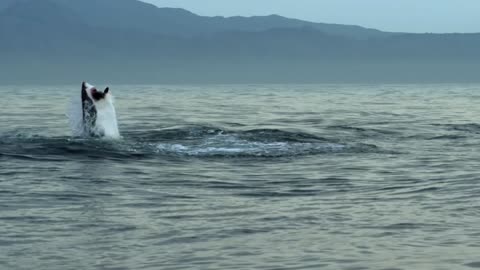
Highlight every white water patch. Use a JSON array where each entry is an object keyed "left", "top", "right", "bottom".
[
  {"left": 67, "top": 93, "right": 86, "bottom": 137},
  {"left": 66, "top": 87, "right": 120, "bottom": 139},
  {"left": 155, "top": 134, "right": 346, "bottom": 157}
]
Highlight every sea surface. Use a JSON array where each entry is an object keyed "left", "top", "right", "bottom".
[{"left": 1, "top": 84, "right": 480, "bottom": 270}]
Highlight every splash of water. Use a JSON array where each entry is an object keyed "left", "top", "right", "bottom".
[{"left": 67, "top": 93, "right": 85, "bottom": 137}]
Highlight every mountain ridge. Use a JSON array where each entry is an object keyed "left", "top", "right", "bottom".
[
  {"left": 1, "top": 0, "right": 479, "bottom": 84},
  {"left": 0, "top": 0, "right": 391, "bottom": 39}
]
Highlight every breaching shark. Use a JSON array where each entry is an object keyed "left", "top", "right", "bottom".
[{"left": 80, "top": 82, "right": 120, "bottom": 138}]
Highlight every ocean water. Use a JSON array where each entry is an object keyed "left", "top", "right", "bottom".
[{"left": 1, "top": 84, "right": 480, "bottom": 270}]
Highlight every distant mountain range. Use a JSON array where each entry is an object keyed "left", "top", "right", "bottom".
[{"left": 1, "top": 0, "right": 479, "bottom": 84}]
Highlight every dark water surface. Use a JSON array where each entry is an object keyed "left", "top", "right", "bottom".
[{"left": 1, "top": 84, "right": 479, "bottom": 270}]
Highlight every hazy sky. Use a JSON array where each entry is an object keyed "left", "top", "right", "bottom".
[{"left": 142, "top": 0, "right": 479, "bottom": 33}]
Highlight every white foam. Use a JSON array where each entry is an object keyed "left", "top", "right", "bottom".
[{"left": 155, "top": 135, "right": 346, "bottom": 156}]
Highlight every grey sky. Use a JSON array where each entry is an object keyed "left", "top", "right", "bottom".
[{"left": 142, "top": 0, "right": 479, "bottom": 33}]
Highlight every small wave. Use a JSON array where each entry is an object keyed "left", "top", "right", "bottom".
[
  {"left": 0, "top": 126, "right": 380, "bottom": 160},
  {"left": 145, "top": 126, "right": 379, "bottom": 158},
  {"left": 125, "top": 125, "right": 330, "bottom": 143},
  {"left": 441, "top": 123, "right": 480, "bottom": 134},
  {"left": 124, "top": 125, "right": 225, "bottom": 142},
  {"left": 327, "top": 125, "right": 400, "bottom": 136},
  {"left": 155, "top": 140, "right": 347, "bottom": 157},
  {"left": 426, "top": 135, "right": 467, "bottom": 140},
  {"left": 0, "top": 134, "right": 148, "bottom": 161},
  {"left": 136, "top": 126, "right": 370, "bottom": 157}
]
